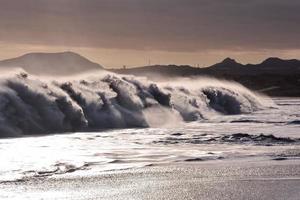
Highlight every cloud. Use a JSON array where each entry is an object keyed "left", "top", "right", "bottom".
[{"left": 0, "top": 0, "right": 299, "bottom": 52}]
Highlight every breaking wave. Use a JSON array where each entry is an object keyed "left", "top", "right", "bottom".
[
  {"left": 0, "top": 70, "right": 271, "bottom": 137},
  {"left": 154, "top": 133, "right": 300, "bottom": 146}
]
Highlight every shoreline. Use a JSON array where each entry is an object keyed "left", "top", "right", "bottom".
[{"left": 1, "top": 159, "right": 300, "bottom": 200}]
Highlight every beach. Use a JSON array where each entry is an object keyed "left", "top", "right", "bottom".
[{"left": 1, "top": 159, "right": 300, "bottom": 200}]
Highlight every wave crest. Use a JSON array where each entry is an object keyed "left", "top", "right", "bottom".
[{"left": 0, "top": 71, "right": 270, "bottom": 137}]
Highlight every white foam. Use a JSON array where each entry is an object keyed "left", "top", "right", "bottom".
[{"left": 0, "top": 71, "right": 272, "bottom": 137}]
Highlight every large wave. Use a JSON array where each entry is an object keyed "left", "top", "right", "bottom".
[{"left": 0, "top": 70, "right": 271, "bottom": 137}]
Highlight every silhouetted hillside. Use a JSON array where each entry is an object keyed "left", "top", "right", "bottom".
[
  {"left": 112, "top": 57, "right": 300, "bottom": 97},
  {"left": 0, "top": 51, "right": 103, "bottom": 75}
]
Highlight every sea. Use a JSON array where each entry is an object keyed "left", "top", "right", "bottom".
[{"left": 0, "top": 72, "right": 299, "bottom": 182}]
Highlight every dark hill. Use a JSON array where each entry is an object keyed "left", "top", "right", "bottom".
[
  {"left": 0, "top": 51, "right": 103, "bottom": 75},
  {"left": 111, "top": 57, "right": 300, "bottom": 97}
]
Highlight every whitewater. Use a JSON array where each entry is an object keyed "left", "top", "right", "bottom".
[
  {"left": 0, "top": 70, "right": 270, "bottom": 137},
  {"left": 0, "top": 70, "right": 299, "bottom": 183}
]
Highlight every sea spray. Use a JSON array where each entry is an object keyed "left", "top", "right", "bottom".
[{"left": 0, "top": 70, "right": 271, "bottom": 137}]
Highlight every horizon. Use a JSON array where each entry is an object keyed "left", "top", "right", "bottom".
[
  {"left": 0, "top": 50, "right": 299, "bottom": 69},
  {"left": 0, "top": 0, "right": 300, "bottom": 68}
]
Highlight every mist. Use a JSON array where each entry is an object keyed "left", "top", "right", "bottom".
[{"left": 0, "top": 67, "right": 272, "bottom": 137}]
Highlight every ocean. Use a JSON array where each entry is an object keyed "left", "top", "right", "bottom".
[{"left": 1, "top": 97, "right": 299, "bottom": 182}]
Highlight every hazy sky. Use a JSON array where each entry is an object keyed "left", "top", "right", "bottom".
[{"left": 0, "top": 0, "right": 300, "bottom": 68}]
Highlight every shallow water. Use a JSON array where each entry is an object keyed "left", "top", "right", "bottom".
[{"left": 0, "top": 98, "right": 299, "bottom": 182}]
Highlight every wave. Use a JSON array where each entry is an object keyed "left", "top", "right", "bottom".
[
  {"left": 288, "top": 120, "right": 300, "bottom": 125},
  {"left": 154, "top": 133, "right": 300, "bottom": 146},
  {"left": 0, "top": 70, "right": 270, "bottom": 137}
]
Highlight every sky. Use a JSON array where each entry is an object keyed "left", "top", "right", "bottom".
[{"left": 0, "top": 0, "right": 300, "bottom": 68}]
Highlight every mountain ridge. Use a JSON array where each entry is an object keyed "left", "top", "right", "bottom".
[
  {"left": 112, "top": 57, "right": 300, "bottom": 75},
  {"left": 0, "top": 51, "right": 103, "bottom": 75},
  {"left": 111, "top": 57, "right": 300, "bottom": 97}
]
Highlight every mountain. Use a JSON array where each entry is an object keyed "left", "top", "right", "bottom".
[
  {"left": 111, "top": 57, "right": 300, "bottom": 97},
  {"left": 113, "top": 57, "right": 300, "bottom": 75},
  {"left": 0, "top": 51, "right": 103, "bottom": 75},
  {"left": 245, "top": 57, "right": 300, "bottom": 73},
  {"left": 209, "top": 57, "right": 244, "bottom": 70}
]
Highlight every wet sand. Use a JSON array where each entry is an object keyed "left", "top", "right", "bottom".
[{"left": 1, "top": 159, "right": 300, "bottom": 200}]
